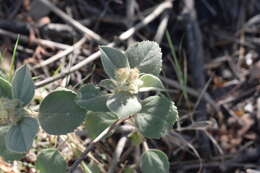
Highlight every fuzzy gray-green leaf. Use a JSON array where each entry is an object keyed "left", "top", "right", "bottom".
[
  {"left": 100, "top": 46, "right": 129, "bottom": 79},
  {"left": 5, "top": 117, "right": 39, "bottom": 153},
  {"left": 139, "top": 74, "right": 164, "bottom": 92},
  {"left": 85, "top": 112, "right": 118, "bottom": 139},
  {"left": 140, "top": 149, "right": 169, "bottom": 173},
  {"left": 0, "top": 126, "right": 24, "bottom": 161},
  {"left": 12, "top": 65, "right": 35, "bottom": 106},
  {"left": 135, "top": 96, "right": 178, "bottom": 138},
  {"left": 0, "top": 77, "right": 12, "bottom": 98},
  {"left": 76, "top": 84, "right": 109, "bottom": 112},
  {"left": 39, "top": 89, "right": 86, "bottom": 135},
  {"left": 36, "top": 148, "right": 67, "bottom": 173},
  {"left": 106, "top": 92, "right": 141, "bottom": 117},
  {"left": 99, "top": 79, "right": 116, "bottom": 91},
  {"left": 125, "top": 41, "right": 162, "bottom": 76}
]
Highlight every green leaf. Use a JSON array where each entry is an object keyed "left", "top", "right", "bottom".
[
  {"left": 12, "top": 65, "right": 35, "bottom": 106},
  {"left": 5, "top": 117, "right": 39, "bottom": 153},
  {"left": 128, "top": 131, "right": 144, "bottom": 146},
  {"left": 100, "top": 46, "right": 129, "bottom": 79},
  {"left": 139, "top": 74, "right": 164, "bottom": 92},
  {"left": 140, "top": 149, "right": 169, "bottom": 173},
  {"left": 135, "top": 96, "right": 178, "bottom": 138},
  {"left": 106, "top": 92, "right": 141, "bottom": 117},
  {"left": 123, "top": 167, "right": 135, "bottom": 173},
  {"left": 39, "top": 89, "right": 86, "bottom": 135},
  {"left": 85, "top": 112, "right": 118, "bottom": 139},
  {"left": 0, "top": 126, "right": 24, "bottom": 161},
  {"left": 0, "top": 77, "right": 12, "bottom": 98},
  {"left": 36, "top": 148, "right": 67, "bottom": 173},
  {"left": 99, "top": 79, "right": 116, "bottom": 91},
  {"left": 76, "top": 84, "right": 109, "bottom": 112},
  {"left": 125, "top": 41, "right": 162, "bottom": 76}
]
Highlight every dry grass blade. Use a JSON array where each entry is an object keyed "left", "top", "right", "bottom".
[
  {"left": 0, "top": 28, "right": 71, "bottom": 50},
  {"left": 32, "top": 36, "right": 88, "bottom": 69}
]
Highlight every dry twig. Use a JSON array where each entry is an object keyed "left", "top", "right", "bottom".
[
  {"left": 68, "top": 115, "right": 133, "bottom": 173},
  {"left": 108, "top": 136, "right": 128, "bottom": 173},
  {"left": 0, "top": 28, "right": 71, "bottom": 50},
  {"left": 35, "top": 0, "right": 173, "bottom": 88},
  {"left": 38, "top": 0, "right": 107, "bottom": 44},
  {"left": 32, "top": 36, "right": 88, "bottom": 69}
]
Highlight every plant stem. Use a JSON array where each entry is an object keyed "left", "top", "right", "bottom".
[
  {"left": 68, "top": 115, "right": 134, "bottom": 173},
  {"left": 143, "top": 141, "right": 149, "bottom": 151}
]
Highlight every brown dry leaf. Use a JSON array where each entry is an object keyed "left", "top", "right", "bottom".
[
  {"left": 25, "top": 46, "right": 50, "bottom": 64},
  {"left": 24, "top": 56, "right": 38, "bottom": 64},
  {"left": 234, "top": 109, "right": 245, "bottom": 117},
  {"left": 213, "top": 76, "right": 226, "bottom": 87},
  {"left": 34, "top": 46, "right": 51, "bottom": 59}
]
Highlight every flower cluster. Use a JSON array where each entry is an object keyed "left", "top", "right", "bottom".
[{"left": 115, "top": 67, "right": 143, "bottom": 94}]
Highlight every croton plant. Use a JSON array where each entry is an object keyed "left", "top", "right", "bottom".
[{"left": 0, "top": 41, "right": 178, "bottom": 173}]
